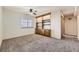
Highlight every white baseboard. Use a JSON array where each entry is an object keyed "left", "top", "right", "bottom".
[
  {"left": 3, "top": 34, "right": 35, "bottom": 40},
  {"left": 0, "top": 39, "right": 2, "bottom": 47}
]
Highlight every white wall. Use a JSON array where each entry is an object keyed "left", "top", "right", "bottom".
[
  {"left": 3, "top": 8, "right": 36, "bottom": 39},
  {"left": 77, "top": 15, "right": 79, "bottom": 40},
  {"left": 0, "top": 7, "right": 2, "bottom": 46},
  {"left": 51, "top": 10, "right": 61, "bottom": 39}
]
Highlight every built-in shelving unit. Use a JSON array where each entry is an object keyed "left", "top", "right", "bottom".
[{"left": 35, "top": 13, "right": 51, "bottom": 37}]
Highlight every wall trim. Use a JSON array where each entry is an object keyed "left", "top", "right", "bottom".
[
  {"left": 0, "top": 40, "right": 2, "bottom": 47},
  {"left": 3, "top": 34, "right": 34, "bottom": 40}
]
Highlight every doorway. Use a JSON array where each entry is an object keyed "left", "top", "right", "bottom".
[{"left": 61, "top": 15, "right": 77, "bottom": 38}]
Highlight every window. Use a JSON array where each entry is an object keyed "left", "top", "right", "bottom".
[
  {"left": 21, "top": 15, "right": 33, "bottom": 28},
  {"left": 27, "top": 19, "right": 33, "bottom": 27}
]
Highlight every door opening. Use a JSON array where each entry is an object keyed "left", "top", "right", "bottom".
[{"left": 61, "top": 15, "right": 77, "bottom": 39}]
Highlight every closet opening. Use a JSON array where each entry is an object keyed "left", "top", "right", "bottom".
[{"left": 35, "top": 13, "right": 51, "bottom": 37}]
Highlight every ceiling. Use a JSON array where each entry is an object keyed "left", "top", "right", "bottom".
[{"left": 3, "top": 6, "right": 79, "bottom": 16}]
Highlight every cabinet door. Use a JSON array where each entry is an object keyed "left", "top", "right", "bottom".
[{"left": 44, "top": 29, "right": 51, "bottom": 37}]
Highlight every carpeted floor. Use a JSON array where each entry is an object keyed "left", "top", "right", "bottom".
[{"left": 0, "top": 34, "right": 79, "bottom": 52}]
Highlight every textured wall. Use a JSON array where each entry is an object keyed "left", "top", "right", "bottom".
[
  {"left": 3, "top": 8, "right": 36, "bottom": 39},
  {"left": 0, "top": 7, "right": 2, "bottom": 46},
  {"left": 51, "top": 9, "right": 61, "bottom": 39}
]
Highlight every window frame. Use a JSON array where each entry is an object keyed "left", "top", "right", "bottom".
[{"left": 21, "top": 15, "right": 33, "bottom": 28}]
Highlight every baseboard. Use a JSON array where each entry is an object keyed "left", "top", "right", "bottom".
[
  {"left": 63, "top": 34, "right": 77, "bottom": 39},
  {"left": 3, "top": 34, "right": 35, "bottom": 40},
  {"left": 0, "top": 39, "right": 2, "bottom": 47}
]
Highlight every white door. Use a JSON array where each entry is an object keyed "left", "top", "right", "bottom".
[{"left": 65, "top": 16, "right": 77, "bottom": 36}]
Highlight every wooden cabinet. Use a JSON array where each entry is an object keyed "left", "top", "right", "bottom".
[
  {"left": 35, "top": 28, "right": 44, "bottom": 35},
  {"left": 44, "top": 29, "right": 51, "bottom": 37}
]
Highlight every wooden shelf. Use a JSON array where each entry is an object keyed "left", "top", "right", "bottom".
[
  {"left": 43, "top": 24, "right": 51, "bottom": 25},
  {"left": 43, "top": 19, "right": 50, "bottom": 24},
  {"left": 36, "top": 22, "right": 42, "bottom": 24},
  {"left": 38, "top": 26, "right": 42, "bottom": 27}
]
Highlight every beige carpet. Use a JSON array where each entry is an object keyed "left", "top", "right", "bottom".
[{"left": 0, "top": 34, "right": 79, "bottom": 52}]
